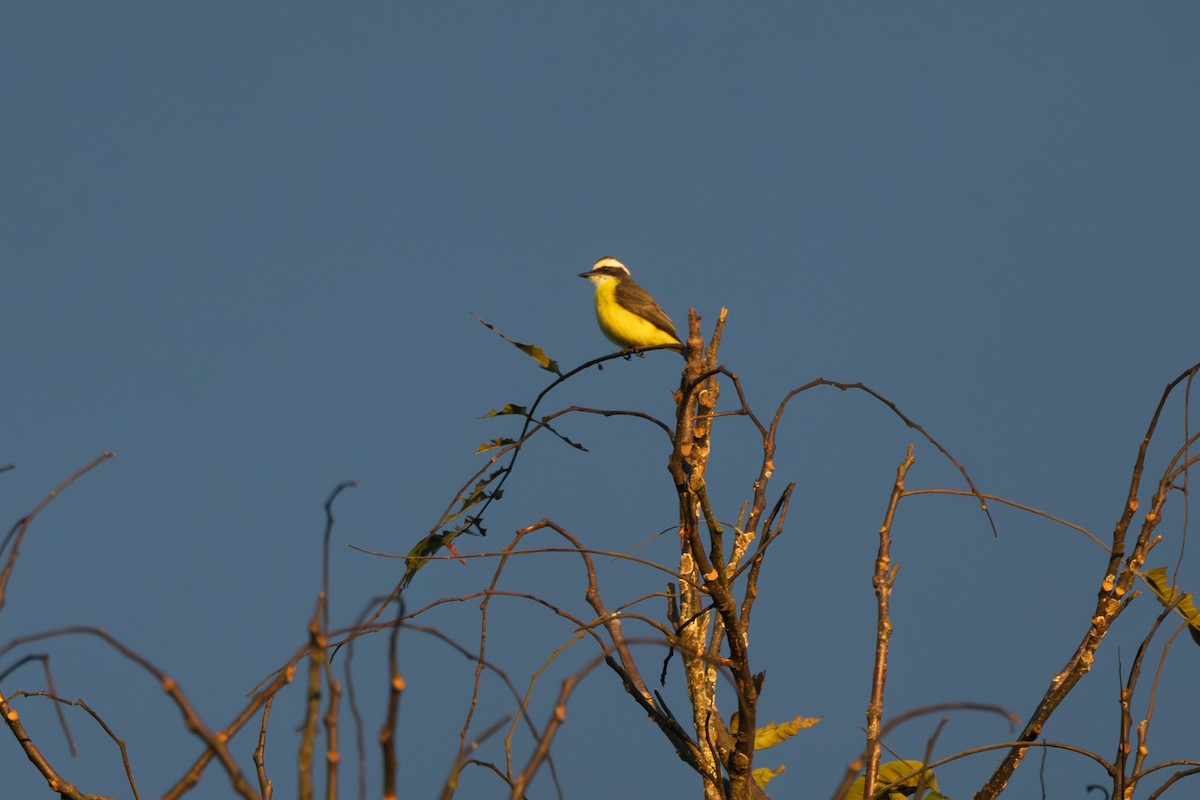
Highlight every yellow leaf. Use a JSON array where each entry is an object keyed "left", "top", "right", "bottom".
[
  {"left": 474, "top": 437, "right": 516, "bottom": 455},
  {"left": 842, "top": 760, "right": 945, "bottom": 800},
  {"left": 479, "top": 404, "right": 528, "bottom": 419},
  {"left": 754, "top": 714, "right": 821, "bottom": 750},
  {"left": 752, "top": 765, "right": 785, "bottom": 789},
  {"left": 471, "top": 313, "right": 561, "bottom": 375},
  {"left": 1143, "top": 566, "right": 1200, "bottom": 645}
]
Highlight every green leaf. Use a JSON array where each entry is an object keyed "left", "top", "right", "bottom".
[
  {"left": 400, "top": 468, "right": 507, "bottom": 590},
  {"left": 471, "top": 313, "right": 562, "bottom": 375},
  {"left": 438, "top": 468, "right": 506, "bottom": 527},
  {"left": 1143, "top": 566, "right": 1200, "bottom": 646},
  {"left": 754, "top": 714, "right": 821, "bottom": 750},
  {"left": 401, "top": 529, "right": 462, "bottom": 589},
  {"left": 752, "top": 765, "right": 785, "bottom": 789},
  {"left": 479, "top": 404, "right": 528, "bottom": 419},
  {"left": 842, "top": 760, "right": 945, "bottom": 800}
]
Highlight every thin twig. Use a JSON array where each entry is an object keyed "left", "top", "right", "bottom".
[
  {"left": 0, "top": 653, "right": 76, "bottom": 756},
  {"left": 0, "top": 452, "right": 115, "bottom": 617},
  {"left": 863, "top": 445, "right": 914, "bottom": 798},
  {"left": 380, "top": 600, "right": 404, "bottom": 800},
  {"left": 11, "top": 691, "right": 140, "bottom": 800},
  {"left": 507, "top": 653, "right": 609, "bottom": 799},
  {"left": 976, "top": 361, "right": 1200, "bottom": 800},
  {"left": 254, "top": 695, "right": 275, "bottom": 800},
  {"left": 0, "top": 689, "right": 112, "bottom": 800},
  {"left": 299, "top": 595, "right": 325, "bottom": 800}
]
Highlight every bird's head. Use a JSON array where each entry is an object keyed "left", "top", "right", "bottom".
[{"left": 578, "top": 256, "right": 630, "bottom": 286}]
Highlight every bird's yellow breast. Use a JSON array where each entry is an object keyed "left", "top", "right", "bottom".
[{"left": 592, "top": 279, "right": 680, "bottom": 349}]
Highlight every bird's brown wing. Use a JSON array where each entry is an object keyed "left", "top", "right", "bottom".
[{"left": 615, "top": 278, "right": 679, "bottom": 339}]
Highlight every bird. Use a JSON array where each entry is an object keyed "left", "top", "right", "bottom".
[{"left": 578, "top": 257, "right": 683, "bottom": 354}]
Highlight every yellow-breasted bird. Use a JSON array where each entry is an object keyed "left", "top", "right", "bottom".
[{"left": 578, "top": 257, "right": 683, "bottom": 354}]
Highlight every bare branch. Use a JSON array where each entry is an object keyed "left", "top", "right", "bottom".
[
  {"left": 0, "top": 452, "right": 115, "bottom": 617},
  {"left": 863, "top": 445, "right": 914, "bottom": 797},
  {"left": 976, "top": 361, "right": 1200, "bottom": 799},
  {"left": 254, "top": 695, "right": 275, "bottom": 800},
  {"left": 0, "top": 689, "right": 115, "bottom": 800}
]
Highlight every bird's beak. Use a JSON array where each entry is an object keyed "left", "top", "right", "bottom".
[{"left": 577, "top": 271, "right": 592, "bottom": 278}]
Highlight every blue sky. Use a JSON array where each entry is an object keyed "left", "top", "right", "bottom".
[{"left": 3, "top": 5, "right": 1199, "bottom": 799}]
